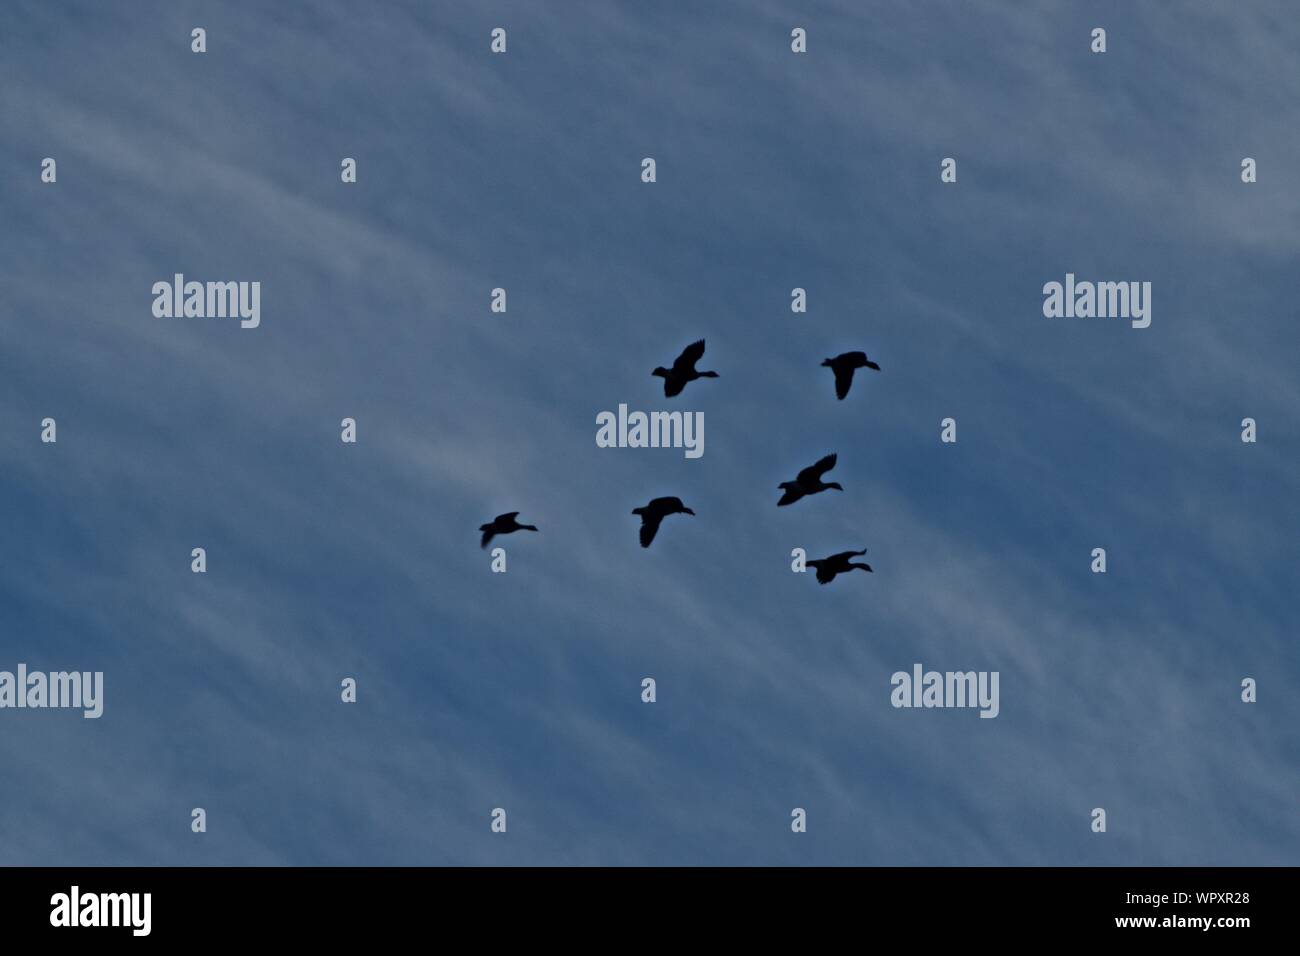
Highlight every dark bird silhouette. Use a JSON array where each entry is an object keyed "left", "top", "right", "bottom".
[
  {"left": 778, "top": 453, "right": 843, "bottom": 506},
  {"left": 806, "top": 548, "right": 873, "bottom": 584},
  {"left": 821, "top": 351, "right": 880, "bottom": 400},
  {"left": 631, "top": 496, "right": 695, "bottom": 548},
  {"left": 479, "top": 512, "right": 538, "bottom": 549},
  {"left": 653, "top": 339, "right": 718, "bottom": 397}
]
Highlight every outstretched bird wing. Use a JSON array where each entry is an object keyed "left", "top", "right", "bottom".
[
  {"left": 808, "top": 561, "right": 834, "bottom": 584},
  {"left": 777, "top": 487, "right": 804, "bottom": 507},
  {"left": 831, "top": 365, "right": 854, "bottom": 400},
  {"left": 671, "top": 339, "right": 706, "bottom": 373},
  {"left": 829, "top": 549, "right": 868, "bottom": 563},
  {"left": 480, "top": 529, "right": 496, "bottom": 549},
  {"left": 639, "top": 514, "right": 664, "bottom": 548},
  {"left": 796, "top": 453, "right": 837, "bottom": 485},
  {"left": 495, "top": 512, "right": 519, "bottom": 523}
]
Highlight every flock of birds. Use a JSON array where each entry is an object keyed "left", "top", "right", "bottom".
[{"left": 478, "top": 340, "right": 881, "bottom": 584}]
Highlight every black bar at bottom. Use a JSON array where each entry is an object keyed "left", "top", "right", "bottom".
[{"left": 0, "top": 866, "right": 1284, "bottom": 941}]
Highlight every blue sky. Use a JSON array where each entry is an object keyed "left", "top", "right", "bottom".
[{"left": 1, "top": 0, "right": 1297, "bottom": 865}]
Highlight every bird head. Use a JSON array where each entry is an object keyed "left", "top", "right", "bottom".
[
  {"left": 652, "top": 366, "right": 668, "bottom": 378},
  {"left": 827, "top": 482, "right": 844, "bottom": 491},
  {"left": 682, "top": 507, "right": 696, "bottom": 516},
  {"left": 820, "top": 358, "right": 833, "bottom": 367}
]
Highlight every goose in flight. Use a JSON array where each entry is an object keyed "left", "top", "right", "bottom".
[
  {"left": 777, "top": 453, "right": 843, "bottom": 506},
  {"left": 821, "top": 351, "right": 880, "bottom": 400},
  {"left": 653, "top": 339, "right": 718, "bottom": 398},
  {"left": 632, "top": 496, "right": 695, "bottom": 548},
  {"left": 479, "top": 512, "right": 538, "bottom": 549},
  {"left": 806, "top": 549, "right": 872, "bottom": 584}
]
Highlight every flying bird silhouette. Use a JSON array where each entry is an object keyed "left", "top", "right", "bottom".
[
  {"left": 821, "top": 351, "right": 880, "bottom": 400},
  {"left": 631, "top": 496, "right": 695, "bottom": 548},
  {"left": 777, "top": 453, "right": 843, "bottom": 506},
  {"left": 479, "top": 512, "right": 538, "bottom": 549},
  {"left": 653, "top": 339, "right": 718, "bottom": 397},
  {"left": 806, "top": 548, "right": 873, "bottom": 584}
]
